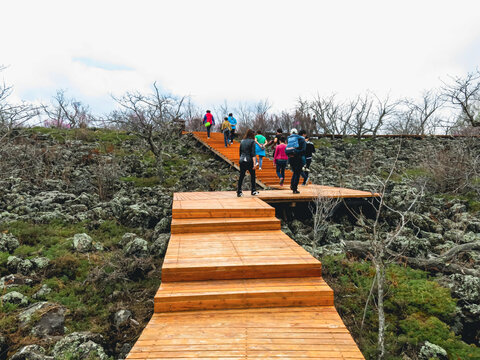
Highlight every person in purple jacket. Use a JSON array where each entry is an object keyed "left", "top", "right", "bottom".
[{"left": 203, "top": 110, "right": 215, "bottom": 139}]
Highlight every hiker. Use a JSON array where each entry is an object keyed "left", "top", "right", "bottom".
[
  {"left": 266, "top": 128, "right": 283, "bottom": 155},
  {"left": 254, "top": 130, "right": 267, "bottom": 170},
  {"left": 302, "top": 135, "right": 316, "bottom": 185},
  {"left": 221, "top": 117, "right": 232, "bottom": 147},
  {"left": 273, "top": 136, "right": 288, "bottom": 186},
  {"left": 285, "top": 128, "right": 306, "bottom": 194},
  {"left": 203, "top": 110, "right": 215, "bottom": 139},
  {"left": 228, "top": 113, "right": 237, "bottom": 144},
  {"left": 298, "top": 129, "right": 309, "bottom": 185},
  {"left": 237, "top": 129, "right": 259, "bottom": 197}
]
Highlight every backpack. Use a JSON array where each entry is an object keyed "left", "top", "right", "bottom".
[{"left": 285, "top": 135, "right": 299, "bottom": 156}]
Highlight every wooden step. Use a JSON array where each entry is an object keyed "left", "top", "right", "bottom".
[
  {"left": 154, "top": 277, "right": 334, "bottom": 312},
  {"left": 171, "top": 217, "right": 281, "bottom": 234},
  {"left": 127, "top": 306, "right": 365, "bottom": 360},
  {"left": 173, "top": 197, "right": 275, "bottom": 219},
  {"left": 162, "top": 230, "right": 322, "bottom": 281}
]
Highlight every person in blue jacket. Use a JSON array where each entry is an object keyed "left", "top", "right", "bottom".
[
  {"left": 286, "top": 128, "right": 306, "bottom": 194},
  {"left": 228, "top": 113, "right": 237, "bottom": 144}
]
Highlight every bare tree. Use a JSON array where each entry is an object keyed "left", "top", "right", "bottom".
[
  {"left": 367, "top": 93, "right": 399, "bottom": 137},
  {"left": 110, "top": 82, "right": 186, "bottom": 178},
  {"left": 43, "top": 89, "right": 94, "bottom": 128},
  {"left": 386, "top": 90, "right": 444, "bottom": 135},
  {"left": 309, "top": 193, "right": 341, "bottom": 254},
  {"left": 342, "top": 145, "right": 425, "bottom": 359},
  {"left": 0, "top": 65, "right": 39, "bottom": 142},
  {"left": 183, "top": 98, "right": 204, "bottom": 131},
  {"left": 309, "top": 94, "right": 343, "bottom": 136},
  {"left": 348, "top": 94, "right": 372, "bottom": 139},
  {"left": 234, "top": 99, "right": 272, "bottom": 133},
  {"left": 271, "top": 111, "right": 293, "bottom": 133},
  {"left": 442, "top": 70, "right": 480, "bottom": 127}
]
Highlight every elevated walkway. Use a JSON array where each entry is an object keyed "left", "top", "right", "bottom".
[
  {"left": 191, "top": 131, "right": 294, "bottom": 188},
  {"left": 127, "top": 190, "right": 367, "bottom": 359}
]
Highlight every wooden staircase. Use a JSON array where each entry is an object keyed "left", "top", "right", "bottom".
[
  {"left": 127, "top": 191, "right": 365, "bottom": 359},
  {"left": 192, "top": 131, "right": 296, "bottom": 188}
]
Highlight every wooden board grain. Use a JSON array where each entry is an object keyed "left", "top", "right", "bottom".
[{"left": 126, "top": 172, "right": 365, "bottom": 359}]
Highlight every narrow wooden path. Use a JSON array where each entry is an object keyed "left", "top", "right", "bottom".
[
  {"left": 127, "top": 189, "right": 369, "bottom": 359},
  {"left": 191, "top": 131, "right": 294, "bottom": 188}
]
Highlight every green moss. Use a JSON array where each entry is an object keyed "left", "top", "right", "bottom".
[
  {"left": 29, "top": 127, "right": 136, "bottom": 145},
  {"left": 89, "top": 220, "right": 132, "bottom": 248},
  {"left": 399, "top": 314, "right": 480, "bottom": 359},
  {"left": 439, "top": 193, "right": 480, "bottom": 213},
  {"left": 386, "top": 266, "right": 457, "bottom": 322},
  {"left": 313, "top": 138, "right": 332, "bottom": 148},
  {"left": 320, "top": 254, "right": 478, "bottom": 359},
  {"left": 403, "top": 167, "right": 430, "bottom": 179},
  {"left": 343, "top": 137, "right": 360, "bottom": 144},
  {"left": 120, "top": 176, "right": 161, "bottom": 187}
]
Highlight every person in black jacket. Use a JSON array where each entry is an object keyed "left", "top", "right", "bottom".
[
  {"left": 302, "top": 135, "right": 316, "bottom": 185},
  {"left": 237, "top": 129, "right": 259, "bottom": 197}
]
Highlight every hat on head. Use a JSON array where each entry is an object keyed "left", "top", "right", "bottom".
[{"left": 291, "top": 128, "right": 298, "bottom": 134}]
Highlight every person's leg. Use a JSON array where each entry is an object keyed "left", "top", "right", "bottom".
[
  {"left": 280, "top": 160, "right": 286, "bottom": 179},
  {"left": 275, "top": 162, "right": 282, "bottom": 179},
  {"left": 277, "top": 160, "right": 286, "bottom": 185},
  {"left": 207, "top": 126, "right": 211, "bottom": 138},
  {"left": 302, "top": 158, "right": 312, "bottom": 185},
  {"left": 248, "top": 166, "right": 257, "bottom": 193},
  {"left": 290, "top": 157, "right": 301, "bottom": 191},
  {"left": 237, "top": 162, "right": 247, "bottom": 194},
  {"left": 223, "top": 131, "right": 228, "bottom": 147},
  {"left": 258, "top": 156, "right": 263, "bottom": 169},
  {"left": 230, "top": 129, "right": 235, "bottom": 143}
]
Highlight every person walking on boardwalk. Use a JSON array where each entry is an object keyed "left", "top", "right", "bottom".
[
  {"left": 254, "top": 130, "right": 267, "bottom": 170},
  {"left": 221, "top": 117, "right": 232, "bottom": 147},
  {"left": 203, "top": 110, "right": 215, "bottom": 139},
  {"left": 237, "top": 129, "right": 259, "bottom": 197},
  {"left": 302, "top": 135, "right": 316, "bottom": 185},
  {"left": 285, "top": 128, "right": 306, "bottom": 194},
  {"left": 267, "top": 128, "right": 283, "bottom": 156},
  {"left": 274, "top": 136, "right": 288, "bottom": 186},
  {"left": 228, "top": 113, "right": 237, "bottom": 144}
]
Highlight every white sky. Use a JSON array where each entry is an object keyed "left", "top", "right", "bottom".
[{"left": 2, "top": 0, "right": 480, "bottom": 116}]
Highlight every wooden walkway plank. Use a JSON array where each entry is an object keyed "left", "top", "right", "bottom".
[{"left": 127, "top": 181, "right": 366, "bottom": 358}]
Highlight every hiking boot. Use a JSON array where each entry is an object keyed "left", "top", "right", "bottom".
[
  {"left": 293, "top": 190, "right": 300, "bottom": 194},
  {"left": 251, "top": 191, "right": 259, "bottom": 196},
  {"left": 237, "top": 192, "right": 243, "bottom": 197},
  {"left": 279, "top": 178, "right": 284, "bottom": 186}
]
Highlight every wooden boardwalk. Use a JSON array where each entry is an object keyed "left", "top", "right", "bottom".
[
  {"left": 127, "top": 189, "right": 368, "bottom": 359},
  {"left": 191, "top": 131, "right": 295, "bottom": 188}
]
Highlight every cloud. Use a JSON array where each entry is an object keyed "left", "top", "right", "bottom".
[{"left": 2, "top": 0, "right": 480, "bottom": 115}]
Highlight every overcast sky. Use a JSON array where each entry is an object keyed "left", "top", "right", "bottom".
[{"left": 2, "top": 0, "right": 480, "bottom": 116}]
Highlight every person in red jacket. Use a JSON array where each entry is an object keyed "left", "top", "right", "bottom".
[{"left": 203, "top": 110, "right": 215, "bottom": 139}]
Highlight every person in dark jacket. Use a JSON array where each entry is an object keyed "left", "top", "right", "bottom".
[
  {"left": 266, "top": 128, "right": 283, "bottom": 156},
  {"left": 203, "top": 110, "right": 215, "bottom": 139},
  {"left": 302, "top": 135, "right": 316, "bottom": 185},
  {"left": 287, "top": 128, "right": 306, "bottom": 194},
  {"left": 237, "top": 129, "right": 259, "bottom": 197}
]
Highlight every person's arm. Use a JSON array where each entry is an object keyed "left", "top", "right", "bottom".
[
  {"left": 274, "top": 146, "right": 279, "bottom": 164},
  {"left": 250, "top": 141, "right": 257, "bottom": 165}
]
